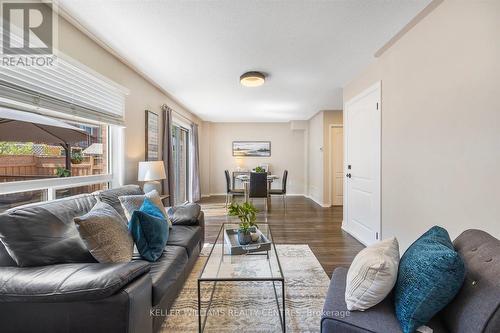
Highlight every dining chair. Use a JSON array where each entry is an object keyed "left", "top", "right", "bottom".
[
  {"left": 270, "top": 170, "right": 288, "bottom": 211},
  {"left": 249, "top": 172, "right": 268, "bottom": 211},
  {"left": 225, "top": 170, "right": 244, "bottom": 207}
]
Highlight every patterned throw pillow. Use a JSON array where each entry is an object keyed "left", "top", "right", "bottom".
[
  {"left": 97, "top": 185, "right": 143, "bottom": 221},
  {"left": 119, "top": 190, "right": 172, "bottom": 227},
  {"left": 128, "top": 198, "right": 169, "bottom": 262},
  {"left": 345, "top": 237, "right": 400, "bottom": 311},
  {"left": 394, "top": 226, "right": 465, "bottom": 333},
  {"left": 74, "top": 201, "right": 134, "bottom": 263}
]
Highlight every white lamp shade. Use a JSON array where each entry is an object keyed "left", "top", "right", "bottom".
[{"left": 138, "top": 161, "right": 166, "bottom": 181}]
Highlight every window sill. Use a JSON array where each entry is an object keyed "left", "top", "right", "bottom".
[{"left": 0, "top": 174, "right": 113, "bottom": 195}]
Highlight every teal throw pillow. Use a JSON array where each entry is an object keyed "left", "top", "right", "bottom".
[
  {"left": 128, "top": 198, "right": 169, "bottom": 262},
  {"left": 394, "top": 226, "right": 465, "bottom": 333}
]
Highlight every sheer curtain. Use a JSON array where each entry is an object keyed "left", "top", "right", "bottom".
[
  {"left": 190, "top": 123, "right": 201, "bottom": 202},
  {"left": 161, "top": 104, "right": 175, "bottom": 206}
]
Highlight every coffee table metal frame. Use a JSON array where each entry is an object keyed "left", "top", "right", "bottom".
[{"left": 197, "top": 223, "right": 285, "bottom": 332}]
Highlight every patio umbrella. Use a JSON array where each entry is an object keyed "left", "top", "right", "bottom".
[{"left": 0, "top": 107, "right": 89, "bottom": 173}]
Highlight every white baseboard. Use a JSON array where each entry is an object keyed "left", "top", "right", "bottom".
[
  {"left": 203, "top": 193, "right": 307, "bottom": 198},
  {"left": 201, "top": 193, "right": 334, "bottom": 209},
  {"left": 304, "top": 195, "right": 331, "bottom": 208},
  {"left": 341, "top": 221, "right": 368, "bottom": 246},
  {"left": 201, "top": 193, "right": 333, "bottom": 210}
]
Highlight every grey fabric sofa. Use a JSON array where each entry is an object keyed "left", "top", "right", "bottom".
[
  {"left": 321, "top": 229, "right": 500, "bottom": 333},
  {"left": 0, "top": 185, "right": 205, "bottom": 333}
]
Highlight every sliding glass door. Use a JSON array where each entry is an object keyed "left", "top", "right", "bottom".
[{"left": 172, "top": 125, "right": 189, "bottom": 205}]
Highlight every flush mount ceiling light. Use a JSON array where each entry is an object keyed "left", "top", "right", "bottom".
[{"left": 240, "top": 71, "right": 265, "bottom": 87}]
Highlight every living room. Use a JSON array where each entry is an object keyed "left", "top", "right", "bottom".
[{"left": 0, "top": 1, "right": 499, "bottom": 333}]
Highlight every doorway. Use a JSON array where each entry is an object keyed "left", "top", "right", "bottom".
[
  {"left": 329, "top": 125, "right": 344, "bottom": 206},
  {"left": 343, "top": 81, "right": 381, "bottom": 245}
]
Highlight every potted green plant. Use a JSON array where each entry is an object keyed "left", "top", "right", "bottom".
[
  {"left": 71, "top": 151, "right": 83, "bottom": 164},
  {"left": 254, "top": 166, "right": 265, "bottom": 173},
  {"left": 228, "top": 202, "right": 258, "bottom": 245}
]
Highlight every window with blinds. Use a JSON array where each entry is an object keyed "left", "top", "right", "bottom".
[
  {"left": 0, "top": 56, "right": 128, "bottom": 126},
  {"left": 0, "top": 51, "right": 128, "bottom": 206}
]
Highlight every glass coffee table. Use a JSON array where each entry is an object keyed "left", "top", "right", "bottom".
[{"left": 198, "top": 223, "right": 285, "bottom": 332}]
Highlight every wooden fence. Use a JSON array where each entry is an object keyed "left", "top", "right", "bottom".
[{"left": 0, "top": 155, "right": 104, "bottom": 182}]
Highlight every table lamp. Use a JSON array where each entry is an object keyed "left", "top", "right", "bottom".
[{"left": 138, "top": 161, "right": 166, "bottom": 194}]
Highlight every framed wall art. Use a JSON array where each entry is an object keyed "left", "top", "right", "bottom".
[
  {"left": 232, "top": 141, "right": 271, "bottom": 157},
  {"left": 145, "top": 110, "right": 159, "bottom": 160}
]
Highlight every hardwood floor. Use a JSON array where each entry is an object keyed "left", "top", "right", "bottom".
[{"left": 198, "top": 195, "right": 365, "bottom": 277}]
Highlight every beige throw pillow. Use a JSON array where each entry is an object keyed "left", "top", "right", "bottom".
[
  {"left": 74, "top": 201, "right": 134, "bottom": 263},
  {"left": 345, "top": 237, "right": 400, "bottom": 311},
  {"left": 119, "top": 190, "right": 172, "bottom": 227}
]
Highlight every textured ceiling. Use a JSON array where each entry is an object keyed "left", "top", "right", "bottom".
[{"left": 59, "top": 0, "right": 431, "bottom": 121}]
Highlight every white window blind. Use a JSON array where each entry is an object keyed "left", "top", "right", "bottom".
[{"left": 0, "top": 56, "right": 128, "bottom": 126}]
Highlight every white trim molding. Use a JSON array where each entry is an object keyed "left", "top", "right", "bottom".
[
  {"left": 206, "top": 193, "right": 307, "bottom": 197},
  {"left": 0, "top": 174, "right": 113, "bottom": 196},
  {"left": 110, "top": 126, "right": 126, "bottom": 188},
  {"left": 374, "top": 0, "right": 443, "bottom": 57},
  {"left": 341, "top": 220, "right": 368, "bottom": 246},
  {"left": 304, "top": 194, "right": 331, "bottom": 208}
]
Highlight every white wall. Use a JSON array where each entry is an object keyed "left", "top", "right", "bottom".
[
  {"left": 203, "top": 122, "right": 306, "bottom": 196},
  {"left": 201, "top": 115, "right": 343, "bottom": 205},
  {"left": 344, "top": 0, "right": 500, "bottom": 250},
  {"left": 307, "top": 112, "right": 324, "bottom": 204}
]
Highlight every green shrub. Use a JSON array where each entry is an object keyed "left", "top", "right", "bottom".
[
  {"left": 56, "top": 167, "right": 71, "bottom": 177},
  {"left": 0, "top": 142, "right": 33, "bottom": 155}
]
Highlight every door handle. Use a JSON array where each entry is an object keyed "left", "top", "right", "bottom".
[{"left": 346, "top": 173, "right": 351, "bottom": 178}]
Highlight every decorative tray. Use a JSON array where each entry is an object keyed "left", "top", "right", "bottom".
[{"left": 223, "top": 228, "right": 272, "bottom": 255}]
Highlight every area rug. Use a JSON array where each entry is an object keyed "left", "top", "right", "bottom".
[
  {"left": 198, "top": 201, "right": 229, "bottom": 218},
  {"left": 161, "top": 244, "right": 330, "bottom": 333}
]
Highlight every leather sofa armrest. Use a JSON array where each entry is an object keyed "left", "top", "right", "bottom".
[
  {"left": 0, "top": 264, "right": 153, "bottom": 333},
  {"left": 0, "top": 261, "right": 150, "bottom": 302},
  {"left": 167, "top": 203, "right": 202, "bottom": 226},
  {"left": 121, "top": 272, "right": 153, "bottom": 333},
  {"left": 197, "top": 210, "right": 205, "bottom": 248}
]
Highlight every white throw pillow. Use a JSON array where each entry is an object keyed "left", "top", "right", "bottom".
[
  {"left": 118, "top": 190, "right": 172, "bottom": 227},
  {"left": 345, "top": 237, "right": 400, "bottom": 311}
]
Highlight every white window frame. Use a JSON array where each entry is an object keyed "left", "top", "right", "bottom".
[
  {"left": 110, "top": 125, "right": 125, "bottom": 188},
  {"left": 1, "top": 174, "right": 113, "bottom": 199}
]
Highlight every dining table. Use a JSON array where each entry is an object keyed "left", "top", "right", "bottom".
[{"left": 235, "top": 174, "right": 280, "bottom": 203}]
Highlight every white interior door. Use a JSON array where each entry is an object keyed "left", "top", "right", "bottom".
[
  {"left": 343, "top": 82, "right": 381, "bottom": 245},
  {"left": 331, "top": 126, "right": 344, "bottom": 206}
]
